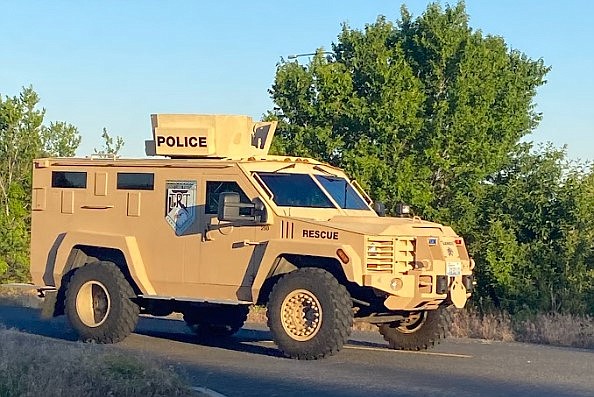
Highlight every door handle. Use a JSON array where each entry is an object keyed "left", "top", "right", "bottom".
[
  {"left": 242, "top": 240, "right": 262, "bottom": 246},
  {"left": 81, "top": 205, "right": 114, "bottom": 210}
]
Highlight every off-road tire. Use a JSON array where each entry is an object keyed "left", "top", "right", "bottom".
[
  {"left": 64, "top": 261, "right": 139, "bottom": 343},
  {"left": 378, "top": 308, "right": 444, "bottom": 351},
  {"left": 184, "top": 305, "right": 249, "bottom": 337},
  {"left": 267, "top": 268, "right": 353, "bottom": 360}
]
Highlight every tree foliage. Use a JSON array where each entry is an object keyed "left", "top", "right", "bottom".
[
  {"left": 94, "top": 128, "right": 124, "bottom": 158},
  {"left": 474, "top": 145, "right": 594, "bottom": 314},
  {"left": 269, "top": 2, "right": 593, "bottom": 314},
  {"left": 270, "top": 2, "right": 549, "bottom": 220},
  {"left": 41, "top": 121, "right": 81, "bottom": 157},
  {"left": 0, "top": 87, "right": 81, "bottom": 282}
]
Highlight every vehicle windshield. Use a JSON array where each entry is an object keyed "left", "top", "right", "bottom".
[
  {"left": 255, "top": 172, "right": 370, "bottom": 210},
  {"left": 314, "top": 175, "right": 369, "bottom": 210},
  {"left": 255, "top": 173, "right": 335, "bottom": 208}
]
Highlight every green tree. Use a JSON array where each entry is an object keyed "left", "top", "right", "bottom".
[
  {"left": 0, "top": 86, "right": 81, "bottom": 282},
  {"left": 0, "top": 87, "right": 44, "bottom": 281},
  {"left": 267, "top": 2, "right": 594, "bottom": 315},
  {"left": 94, "top": 127, "right": 124, "bottom": 157},
  {"left": 41, "top": 121, "right": 81, "bottom": 157},
  {"left": 475, "top": 145, "right": 594, "bottom": 314},
  {"left": 269, "top": 2, "right": 548, "bottom": 222}
]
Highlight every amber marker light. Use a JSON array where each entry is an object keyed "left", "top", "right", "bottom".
[{"left": 336, "top": 249, "right": 349, "bottom": 264}]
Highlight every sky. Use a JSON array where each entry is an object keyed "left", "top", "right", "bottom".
[{"left": 1, "top": 1, "right": 593, "bottom": 160}]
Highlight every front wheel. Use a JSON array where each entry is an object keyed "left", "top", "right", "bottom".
[
  {"left": 267, "top": 268, "right": 353, "bottom": 360},
  {"left": 378, "top": 309, "right": 444, "bottom": 351},
  {"left": 64, "top": 261, "right": 139, "bottom": 343}
]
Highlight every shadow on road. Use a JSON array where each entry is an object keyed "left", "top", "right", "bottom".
[
  {"left": 134, "top": 316, "right": 283, "bottom": 358},
  {"left": 0, "top": 305, "right": 283, "bottom": 357},
  {"left": 0, "top": 305, "right": 78, "bottom": 341}
]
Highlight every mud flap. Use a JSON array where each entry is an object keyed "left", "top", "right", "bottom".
[
  {"left": 450, "top": 279, "right": 467, "bottom": 308},
  {"left": 40, "top": 290, "right": 58, "bottom": 319}
]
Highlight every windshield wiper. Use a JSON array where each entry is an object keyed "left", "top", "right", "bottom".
[
  {"left": 313, "top": 165, "right": 338, "bottom": 176},
  {"left": 272, "top": 163, "right": 296, "bottom": 173}
]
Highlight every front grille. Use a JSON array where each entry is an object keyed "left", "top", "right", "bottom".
[
  {"left": 366, "top": 237, "right": 415, "bottom": 272},
  {"left": 366, "top": 238, "right": 394, "bottom": 271}
]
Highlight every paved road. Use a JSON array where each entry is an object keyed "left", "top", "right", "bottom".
[{"left": 0, "top": 305, "right": 592, "bottom": 397}]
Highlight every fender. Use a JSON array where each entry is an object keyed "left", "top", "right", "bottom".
[
  {"left": 250, "top": 239, "right": 362, "bottom": 300},
  {"left": 51, "top": 231, "right": 156, "bottom": 295}
]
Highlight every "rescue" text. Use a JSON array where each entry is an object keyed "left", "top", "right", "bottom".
[{"left": 302, "top": 229, "right": 339, "bottom": 240}]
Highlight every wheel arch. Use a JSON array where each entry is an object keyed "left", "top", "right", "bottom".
[
  {"left": 256, "top": 253, "right": 351, "bottom": 306},
  {"left": 251, "top": 241, "right": 362, "bottom": 305},
  {"left": 48, "top": 232, "right": 154, "bottom": 317}
]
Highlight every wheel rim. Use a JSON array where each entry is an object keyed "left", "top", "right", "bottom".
[
  {"left": 280, "top": 289, "right": 323, "bottom": 341},
  {"left": 397, "top": 312, "right": 427, "bottom": 334},
  {"left": 75, "top": 281, "right": 111, "bottom": 327}
]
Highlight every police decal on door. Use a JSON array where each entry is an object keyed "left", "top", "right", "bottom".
[{"left": 165, "top": 180, "right": 197, "bottom": 235}]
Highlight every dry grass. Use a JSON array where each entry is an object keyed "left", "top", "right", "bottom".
[
  {"left": 446, "top": 307, "right": 515, "bottom": 342},
  {"left": 247, "top": 304, "right": 267, "bottom": 323},
  {"left": 0, "top": 328, "right": 198, "bottom": 397},
  {"left": 250, "top": 305, "right": 594, "bottom": 348},
  {"left": 516, "top": 312, "right": 594, "bottom": 349},
  {"left": 0, "top": 286, "right": 41, "bottom": 308},
  {"left": 446, "top": 307, "right": 594, "bottom": 349}
]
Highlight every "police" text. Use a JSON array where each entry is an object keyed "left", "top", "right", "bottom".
[{"left": 156, "top": 135, "right": 207, "bottom": 148}]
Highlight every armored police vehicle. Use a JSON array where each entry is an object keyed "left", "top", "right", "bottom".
[{"left": 29, "top": 114, "right": 474, "bottom": 359}]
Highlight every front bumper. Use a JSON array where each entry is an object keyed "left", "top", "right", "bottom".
[{"left": 363, "top": 272, "right": 472, "bottom": 310}]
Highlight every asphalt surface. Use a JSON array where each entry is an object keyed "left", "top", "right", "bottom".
[{"left": 0, "top": 305, "right": 592, "bottom": 397}]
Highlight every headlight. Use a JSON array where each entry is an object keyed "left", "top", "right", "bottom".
[
  {"left": 396, "top": 202, "right": 411, "bottom": 217},
  {"left": 368, "top": 243, "right": 378, "bottom": 256}
]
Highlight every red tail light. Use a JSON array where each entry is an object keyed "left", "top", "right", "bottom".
[{"left": 455, "top": 238, "right": 463, "bottom": 245}]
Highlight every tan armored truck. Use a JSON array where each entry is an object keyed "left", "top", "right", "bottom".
[{"left": 29, "top": 114, "right": 474, "bottom": 359}]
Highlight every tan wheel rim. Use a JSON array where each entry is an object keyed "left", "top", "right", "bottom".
[
  {"left": 397, "top": 312, "right": 427, "bottom": 334},
  {"left": 76, "top": 281, "right": 111, "bottom": 327},
  {"left": 280, "top": 289, "right": 323, "bottom": 341}
]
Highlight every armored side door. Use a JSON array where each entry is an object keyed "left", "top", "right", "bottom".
[{"left": 198, "top": 176, "right": 262, "bottom": 302}]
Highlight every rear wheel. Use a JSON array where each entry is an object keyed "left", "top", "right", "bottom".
[
  {"left": 267, "top": 268, "right": 353, "bottom": 360},
  {"left": 378, "top": 309, "right": 444, "bottom": 351},
  {"left": 184, "top": 305, "right": 249, "bottom": 337},
  {"left": 64, "top": 261, "right": 139, "bottom": 343}
]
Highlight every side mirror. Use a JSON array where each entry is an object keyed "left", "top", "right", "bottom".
[
  {"left": 217, "top": 192, "right": 268, "bottom": 223},
  {"left": 252, "top": 197, "right": 268, "bottom": 223},
  {"left": 218, "top": 192, "right": 241, "bottom": 221},
  {"left": 373, "top": 201, "right": 386, "bottom": 217}
]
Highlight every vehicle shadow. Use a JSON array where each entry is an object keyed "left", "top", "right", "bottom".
[
  {"left": 134, "top": 316, "right": 283, "bottom": 358},
  {"left": 0, "top": 305, "right": 79, "bottom": 341},
  {"left": 0, "top": 305, "right": 283, "bottom": 357},
  {"left": 0, "top": 304, "right": 389, "bottom": 357}
]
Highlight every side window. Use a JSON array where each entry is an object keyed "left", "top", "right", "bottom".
[
  {"left": 205, "top": 181, "right": 251, "bottom": 215},
  {"left": 117, "top": 173, "right": 155, "bottom": 190},
  {"left": 52, "top": 171, "right": 87, "bottom": 188}
]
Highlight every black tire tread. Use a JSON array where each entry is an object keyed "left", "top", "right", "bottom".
[
  {"left": 378, "top": 309, "right": 445, "bottom": 351},
  {"left": 267, "top": 267, "right": 353, "bottom": 360},
  {"left": 65, "top": 261, "right": 139, "bottom": 344}
]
